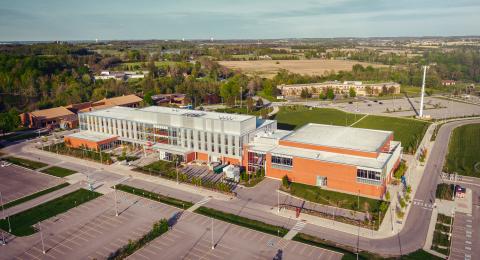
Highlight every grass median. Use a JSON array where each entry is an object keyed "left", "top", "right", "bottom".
[
  {"left": 114, "top": 184, "right": 194, "bottom": 209},
  {"left": 2, "top": 183, "right": 70, "bottom": 209},
  {"left": 0, "top": 188, "right": 102, "bottom": 236},
  {"left": 41, "top": 166, "right": 77, "bottom": 177},
  {"left": 293, "top": 232, "right": 442, "bottom": 260},
  {"left": 194, "top": 206, "right": 288, "bottom": 237},
  {"left": 4, "top": 156, "right": 48, "bottom": 170}
]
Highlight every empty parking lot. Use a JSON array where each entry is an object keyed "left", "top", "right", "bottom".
[
  {"left": 0, "top": 164, "right": 64, "bottom": 203},
  {"left": 0, "top": 191, "right": 180, "bottom": 260},
  {"left": 449, "top": 212, "right": 477, "bottom": 260},
  {"left": 129, "top": 211, "right": 342, "bottom": 260}
]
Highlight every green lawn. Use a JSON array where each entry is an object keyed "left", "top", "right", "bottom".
[
  {"left": 353, "top": 115, "right": 430, "bottom": 154},
  {"left": 115, "top": 184, "right": 193, "bottom": 209},
  {"left": 2, "top": 183, "right": 70, "bottom": 209},
  {"left": 0, "top": 189, "right": 101, "bottom": 236},
  {"left": 444, "top": 123, "right": 480, "bottom": 176},
  {"left": 194, "top": 206, "right": 288, "bottom": 237},
  {"left": 41, "top": 166, "right": 77, "bottom": 177},
  {"left": 273, "top": 106, "right": 361, "bottom": 130},
  {"left": 286, "top": 183, "right": 384, "bottom": 214},
  {"left": 4, "top": 156, "right": 48, "bottom": 170},
  {"left": 214, "top": 106, "right": 272, "bottom": 116}
]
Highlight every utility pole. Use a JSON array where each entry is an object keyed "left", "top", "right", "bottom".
[
  {"left": 419, "top": 66, "right": 428, "bottom": 117},
  {"left": 176, "top": 159, "right": 179, "bottom": 185}
]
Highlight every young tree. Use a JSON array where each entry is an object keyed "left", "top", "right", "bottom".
[
  {"left": 326, "top": 88, "right": 335, "bottom": 100},
  {"left": 349, "top": 87, "right": 356, "bottom": 98}
]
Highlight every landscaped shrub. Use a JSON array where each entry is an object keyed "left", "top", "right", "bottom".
[
  {"left": 108, "top": 219, "right": 169, "bottom": 260},
  {"left": 435, "top": 183, "right": 454, "bottom": 200}
]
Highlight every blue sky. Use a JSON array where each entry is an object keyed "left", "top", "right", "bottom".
[{"left": 1, "top": 0, "right": 479, "bottom": 41}]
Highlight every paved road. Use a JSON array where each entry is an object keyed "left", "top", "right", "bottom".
[{"left": 2, "top": 119, "right": 479, "bottom": 257}]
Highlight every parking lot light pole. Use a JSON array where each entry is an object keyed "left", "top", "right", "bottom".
[
  {"left": 0, "top": 192, "right": 11, "bottom": 232},
  {"left": 114, "top": 185, "right": 119, "bottom": 217},
  {"left": 38, "top": 222, "right": 45, "bottom": 254},
  {"left": 277, "top": 189, "right": 280, "bottom": 213},
  {"left": 211, "top": 218, "right": 215, "bottom": 250}
]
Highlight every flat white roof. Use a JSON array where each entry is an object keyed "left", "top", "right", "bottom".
[
  {"left": 140, "top": 106, "right": 254, "bottom": 122},
  {"left": 271, "top": 145, "right": 391, "bottom": 169},
  {"left": 67, "top": 131, "right": 117, "bottom": 142},
  {"left": 282, "top": 123, "right": 392, "bottom": 152},
  {"left": 83, "top": 106, "right": 255, "bottom": 123}
]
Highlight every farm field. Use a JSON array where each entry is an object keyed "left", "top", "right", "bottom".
[
  {"left": 218, "top": 59, "right": 387, "bottom": 78},
  {"left": 444, "top": 123, "right": 480, "bottom": 176},
  {"left": 274, "top": 106, "right": 430, "bottom": 153}
]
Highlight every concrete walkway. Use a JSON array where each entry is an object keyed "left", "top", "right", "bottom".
[
  {"left": 186, "top": 196, "right": 211, "bottom": 212},
  {"left": 283, "top": 220, "right": 306, "bottom": 240}
]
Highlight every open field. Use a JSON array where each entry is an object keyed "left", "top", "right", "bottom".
[
  {"left": 218, "top": 59, "right": 387, "bottom": 78},
  {"left": 274, "top": 106, "right": 429, "bottom": 153},
  {"left": 444, "top": 123, "right": 480, "bottom": 176},
  {"left": 0, "top": 164, "right": 65, "bottom": 203},
  {"left": 273, "top": 106, "right": 360, "bottom": 130},
  {"left": 353, "top": 115, "right": 430, "bottom": 154}
]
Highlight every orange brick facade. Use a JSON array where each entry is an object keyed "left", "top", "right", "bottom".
[
  {"left": 264, "top": 154, "right": 389, "bottom": 198},
  {"left": 64, "top": 136, "right": 118, "bottom": 151}
]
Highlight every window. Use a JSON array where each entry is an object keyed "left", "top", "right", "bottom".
[
  {"left": 271, "top": 155, "right": 292, "bottom": 167},
  {"left": 356, "top": 169, "right": 381, "bottom": 183}
]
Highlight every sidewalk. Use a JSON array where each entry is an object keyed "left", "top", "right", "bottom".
[{"left": 25, "top": 144, "right": 233, "bottom": 202}]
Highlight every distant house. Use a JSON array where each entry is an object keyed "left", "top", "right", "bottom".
[
  {"left": 77, "top": 94, "right": 143, "bottom": 112},
  {"left": 22, "top": 94, "right": 143, "bottom": 129},
  {"left": 442, "top": 80, "right": 456, "bottom": 86},
  {"left": 21, "top": 106, "right": 77, "bottom": 129},
  {"left": 94, "top": 71, "right": 146, "bottom": 81},
  {"left": 151, "top": 94, "right": 190, "bottom": 106}
]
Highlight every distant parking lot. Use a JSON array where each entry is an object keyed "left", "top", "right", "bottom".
[
  {"left": 129, "top": 211, "right": 342, "bottom": 260},
  {"left": 2, "top": 191, "right": 179, "bottom": 259},
  {"left": 449, "top": 212, "right": 476, "bottom": 260},
  {"left": 0, "top": 164, "right": 64, "bottom": 203}
]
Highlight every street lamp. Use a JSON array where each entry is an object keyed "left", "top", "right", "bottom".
[
  {"left": 211, "top": 218, "right": 215, "bottom": 250},
  {"left": 114, "top": 185, "right": 119, "bottom": 217},
  {"left": 38, "top": 221, "right": 45, "bottom": 254},
  {"left": 0, "top": 192, "right": 11, "bottom": 233}
]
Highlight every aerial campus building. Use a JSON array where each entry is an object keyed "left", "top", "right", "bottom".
[
  {"left": 278, "top": 81, "right": 401, "bottom": 97},
  {"left": 65, "top": 106, "right": 401, "bottom": 198}
]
